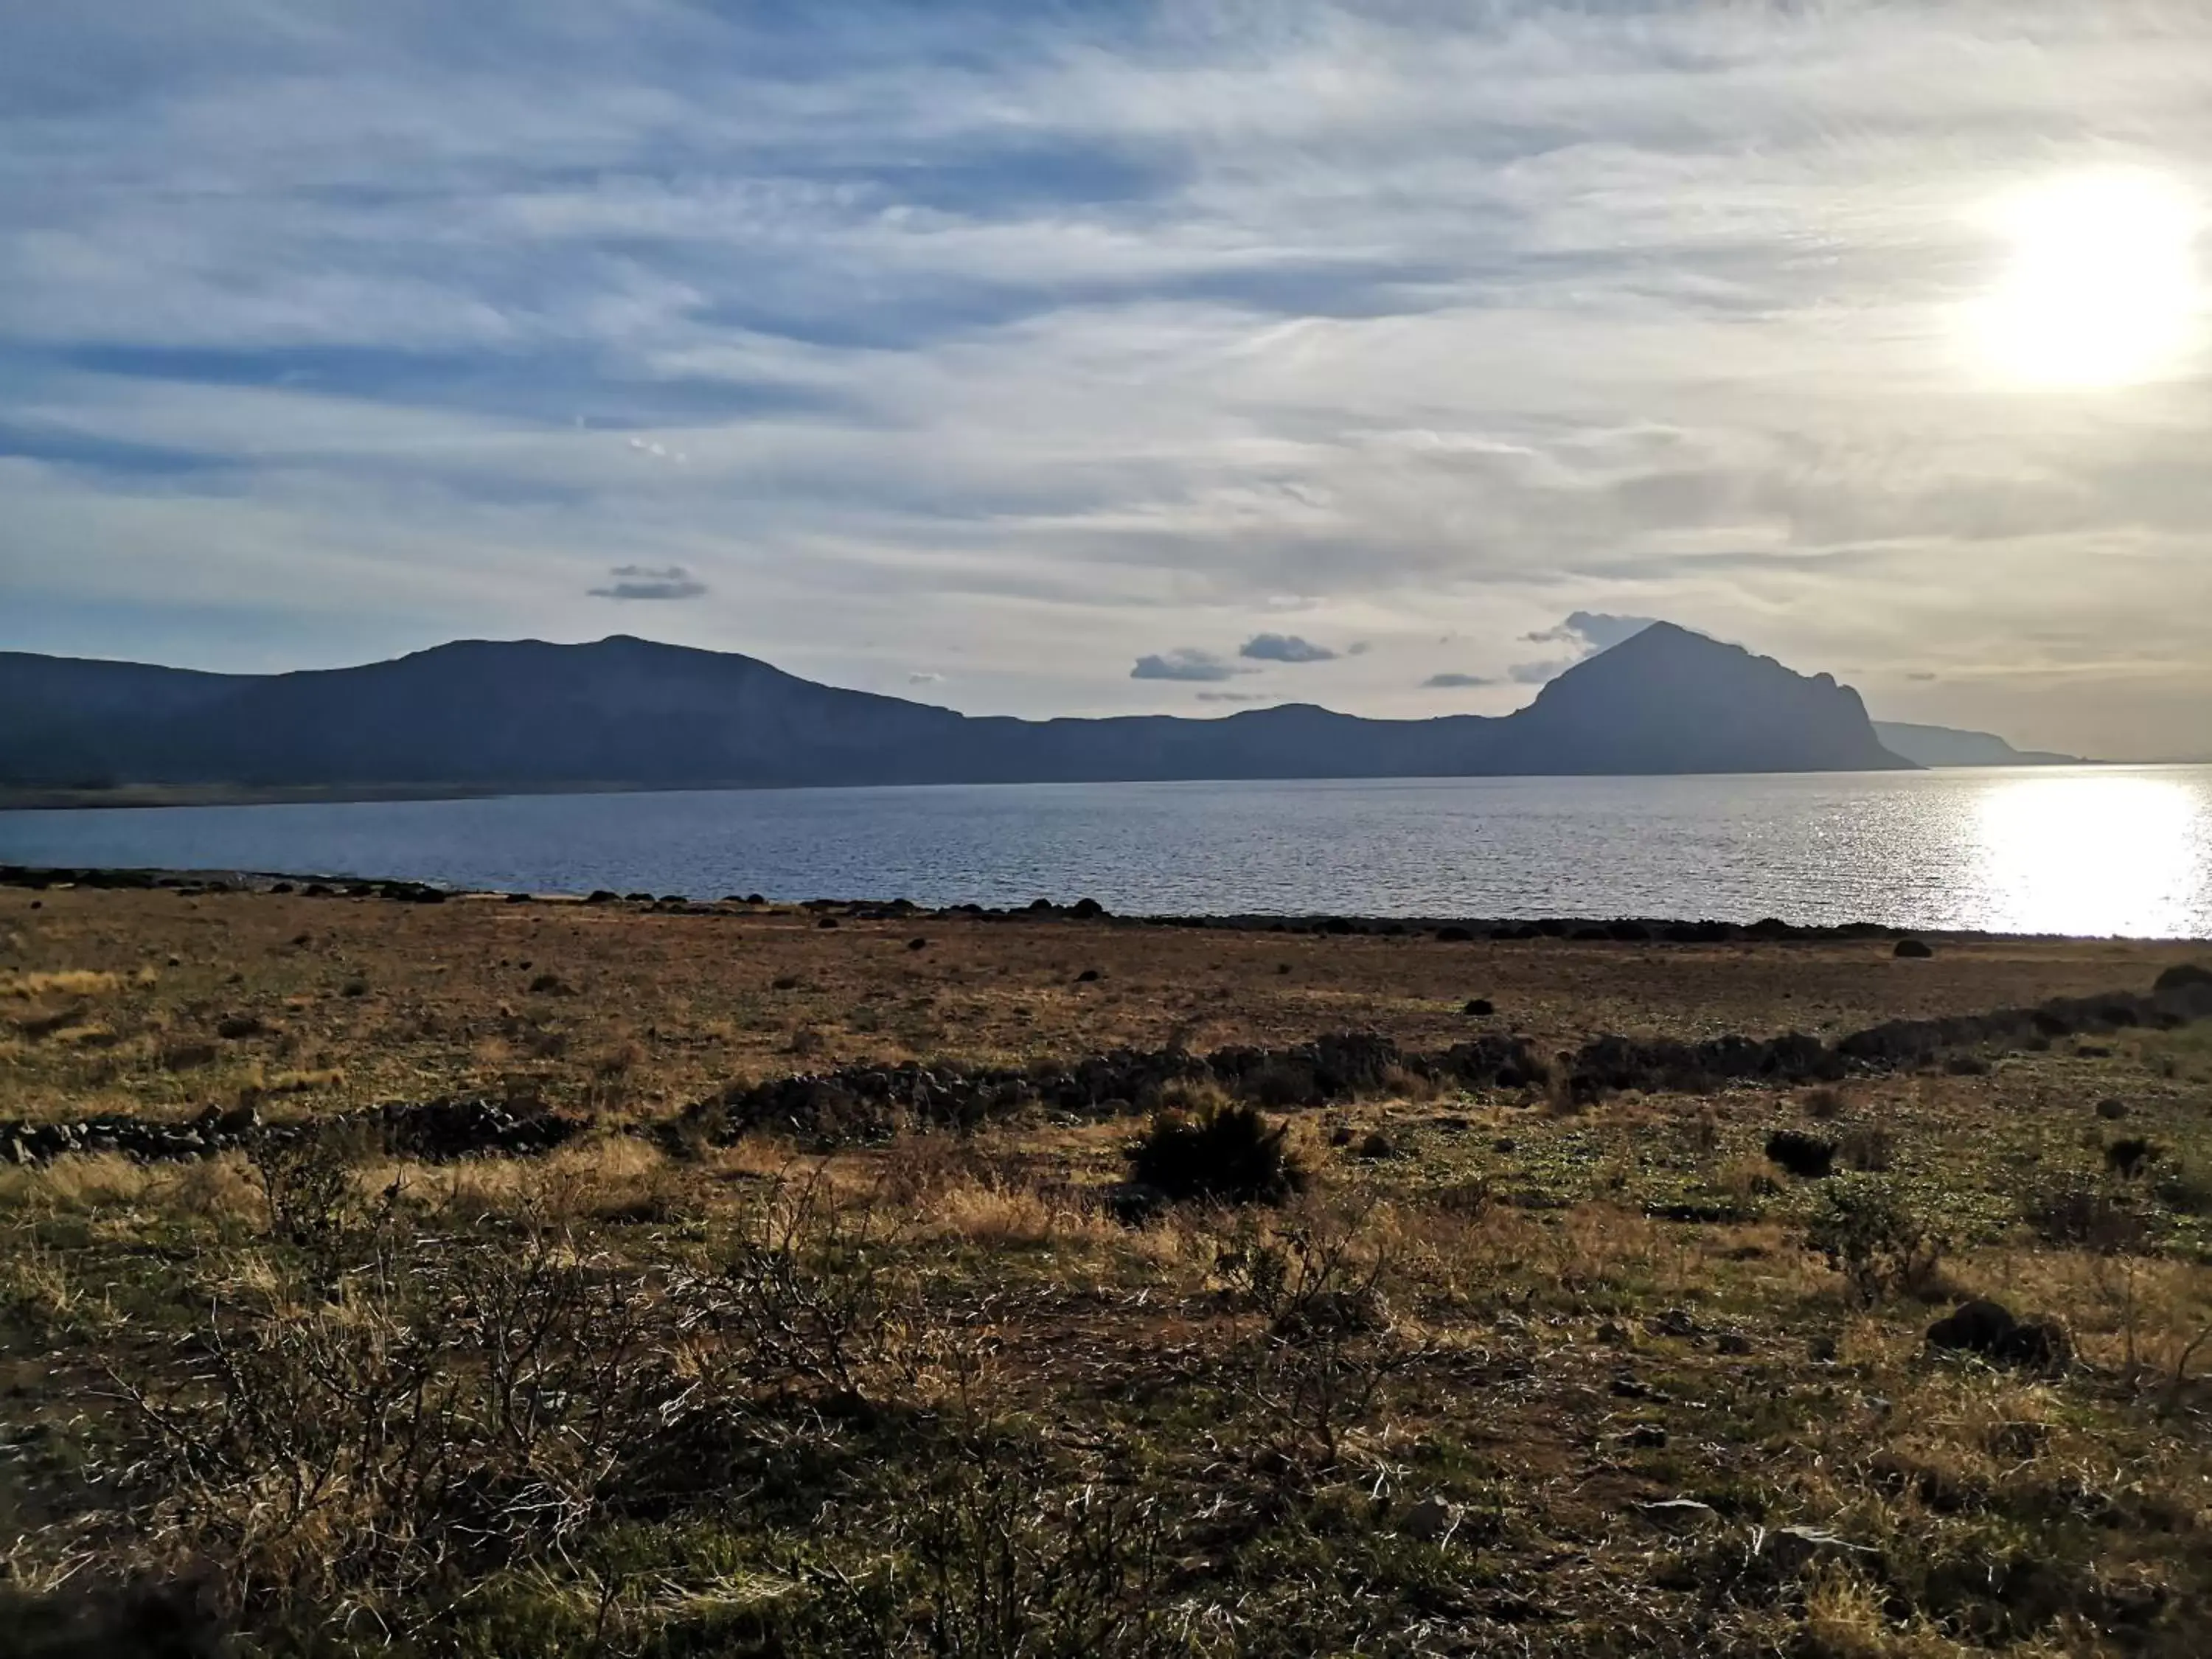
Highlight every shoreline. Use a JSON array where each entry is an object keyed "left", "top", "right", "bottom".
[{"left": 6, "top": 861, "right": 2208, "bottom": 947}]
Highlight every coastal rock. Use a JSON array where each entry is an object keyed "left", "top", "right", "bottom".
[{"left": 1926, "top": 1299, "right": 2073, "bottom": 1372}]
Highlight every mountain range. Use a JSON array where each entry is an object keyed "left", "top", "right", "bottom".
[
  {"left": 0, "top": 622, "right": 2020, "bottom": 800},
  {"left": 1870, "top": 721, "right": 2081, "bottom": 768}
]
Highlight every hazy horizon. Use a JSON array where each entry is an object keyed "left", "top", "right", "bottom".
[{"left": 6, "top": 4, "right": 2211, "bottom": 759}]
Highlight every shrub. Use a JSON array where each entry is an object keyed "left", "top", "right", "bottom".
[
  {"left": 1765, "top": 1129, "right": 1837, "bottom": 1180},
  {"left": 1838, "top": 1123, "right": 1895, "bottom": 1172},
  {"left": 2023, "top": 1177, "right": 2145, "bottom": 1251},
  {"left": 1127, "top": 1102, "right": 1306, "bottom": 1206},
  {"left": 2104, "top": 1136, "right": 2163, "bottom": 1179},
  {"left": 1801, "top": 1086, "right": 1848, "bottom": 1121},
  {"left": 1806, "top": 1176, "right": 1947, "bottom": 1304}
]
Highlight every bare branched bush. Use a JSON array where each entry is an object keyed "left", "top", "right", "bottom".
[
  {"left": 1217, "top": 1211, "right": 1416, "bottom": 1475},
  {"left": 1805, "top": 1177, "right": 1947, "bottom": 1306},
  {"left": 700, "top": 1165, "right": 918, "bottom": 1405},
  {"left": 801, "top": 1449, "right": 1200, "bottom": 1658},
  {"left": 106, "top": 1228, "right": 697, "bottom": 1636}
]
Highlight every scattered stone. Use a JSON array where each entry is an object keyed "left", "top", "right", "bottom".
[
  {"left": 1397, "top": 1494, "right": 1459, "bottom": 1542},
  {"left": 1354, "top": 1130, "right": 1398, "bottom": 1161},
  {"left": 1619, "top": 1424, "right": 1669, "bottom": 1450},
  {"left": 1648, "top": 1307, "right": 1702, "bottom": 1339},
  {"left": 1633, "top": 1498, "right": 1719, "bottom": 1531},
  {"left": 1756, "top": 1524, "right": 1875, "bottom": 1571},
  {"left": 0, "top": 1096, "right": 580, "bottom": 1167},
  {"left": 1893, "top": 938, "right": 1935, "bottom": 959}
]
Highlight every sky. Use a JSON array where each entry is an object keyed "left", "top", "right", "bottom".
[{"left": 4, "top": 1, "right": 2211, "bottom": 759}]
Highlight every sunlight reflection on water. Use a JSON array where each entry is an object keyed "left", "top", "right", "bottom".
[{"left": 1970, "top": 771, "right": 2211, "bottom": 939}]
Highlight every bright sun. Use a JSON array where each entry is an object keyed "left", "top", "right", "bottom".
[{"left": 1972, "top": 170, "right": 2203, "bottom": 389}]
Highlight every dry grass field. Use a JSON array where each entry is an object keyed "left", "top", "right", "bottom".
[{"left": 3, "top": 880, "right": 2211, "bottom": 1656}]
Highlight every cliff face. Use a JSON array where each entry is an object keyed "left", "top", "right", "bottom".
[{"left": 0, "top": 624, "right": 1914, "bottom": 793}]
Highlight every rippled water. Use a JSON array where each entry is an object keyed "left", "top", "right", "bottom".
[{"left": 4, "top": 765, "right": 2211, "bottom": 939}]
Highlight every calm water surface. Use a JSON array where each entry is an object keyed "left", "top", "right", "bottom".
[{"left": 4, "top": 766, "right": 2210, "bottom": 939}]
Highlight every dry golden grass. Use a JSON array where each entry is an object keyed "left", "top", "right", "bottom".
[{"left": 1, "top": 884, "right": 2210, "bottom": 1655}]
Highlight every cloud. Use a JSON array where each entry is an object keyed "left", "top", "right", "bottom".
[
  {"left": 908, "top": 670, "right": 945, "bottom": 684},
  {"left": 8, "top": 6, "right": 2212, "bottom": 752},
  {"left": 588, "top": 563, "right": 707, "bottom": 602},
  {"left": 1131, "top": 647, "right": 1241, "bottom": 683},
  {"left": 1239, "top": 632, "right": 1337, "bottom": 664},
  {"left": 1509, "top": 659, "right": 1573, "bottom": 685},
  {"left": 1523, "top": 613, "right": 1660, "bottom": 652},
  {"left": 1196, "top": 690, "right": 1265, "bottom": 703},
  {"left": 1422, "top": 672, "right": 1495, "bottom": 689}
]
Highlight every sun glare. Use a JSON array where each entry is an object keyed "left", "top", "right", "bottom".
[{"left": 1972, "top": 170, "right": 2202, "bottom": 389}]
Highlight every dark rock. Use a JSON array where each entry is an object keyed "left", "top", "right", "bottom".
[
  {"left": 1893, "top": 938, "right": 1935, "bottom": 959},
  {"left": 907, "top": 937, "right": 928, "bottom": 950},
  {"left": 1926, "top": 1298, "right": 2014, "bottom": 1356},
  {"left": 2104, "top": 1136, "right": 2161, "bottom": 1178},
  {"left": 1070, "top": 897, "right": 1107, "bottom": 919},
  {"left": 2096, "top": 1098, "right": 2130, "bottom": 1120},
  {"left": 585, "top": 890, "right": 618, "bottom": 904},
  {"left": 1075, "top": 968, "right": 1101, "bottom": 983},
  {"left": 214, "top": 1015, "right": 263, "bottom": 1042},
  {"left": 1764, "top": 1129, "right": 1836, "bottom": 1179},
  {"left": 1463, "top": 998, "right": 1495, "bottom": 1016},
  {"left": 1435, "top": 925, "right": 1475, "bottom": 943},
  {"left": 2153, "top": 961, "right": 2212, "bottom": 998},
  {"left": 816, "top": 917, "right": 840, "bottom": 930},
  {"left": 1103, "top": 1182, "right": 1169, "bottom": 1225},
  {"left": 2000, "top": 1318, "right": 2072, "bottom": 1372}
]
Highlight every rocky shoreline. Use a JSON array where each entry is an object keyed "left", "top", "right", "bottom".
[{"left": 0, "top": 862, "right": 2173, "bottom": 947}]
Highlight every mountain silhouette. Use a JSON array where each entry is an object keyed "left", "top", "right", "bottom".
[
  {"left": 1871, "top": 720, "right": 2081, "bottom": 768},
  {"left": 0, "top": 622, "right": 1911, "bottom": 796}
]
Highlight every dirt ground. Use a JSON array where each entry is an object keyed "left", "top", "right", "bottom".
[{"left": 3, "top": 883, "right": 2211, "bottom": 1657}]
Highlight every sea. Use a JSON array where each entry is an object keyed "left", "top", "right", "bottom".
[{"left": 3, "top": 765, "right": 2210, "bottom": 940}]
